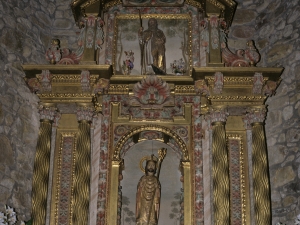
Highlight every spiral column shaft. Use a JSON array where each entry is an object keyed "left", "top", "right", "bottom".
[
  {"left": 212, "top": 121, "right": 230, "bottom": 225},
  {"left": 252, "top": 122, "right": 270, "bottom": 225},
  {"left": 32, "top": 120, "right": 52, "bottom": 225},
  {"left": 72, "top": 120, "right": 91, "bottom": 225}
]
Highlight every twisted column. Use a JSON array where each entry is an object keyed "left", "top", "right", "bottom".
[
  {"left": 245, "top": 107, "right": 270, "bottom": 225},
  {"left": 209, "top": 107, "right": 230, "bottom": 225},
  {"left": 32, "top": 104, "right": 57, "bottom": 225},
  {"left": 72, "top": 106, "right": 94, "bottom": 225}
]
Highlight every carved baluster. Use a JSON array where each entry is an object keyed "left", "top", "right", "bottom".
[
  {"left": 245, "top": 107, "right": 270, "bottom": 225},
  {"left": 209, "top": 107, "right": 230, "bottom": 225},
  {"left": 72, "top": 106, "right": 94, "bottom": 225},
  {"left": 32, "top": 104, "right": 58, "bottom": 225}
]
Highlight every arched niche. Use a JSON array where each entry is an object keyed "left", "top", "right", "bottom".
[
  {"left": 121, "top": 140, "right": 182, "bottom": 225},
  {"left": 107, "top": 125, "right": 192, "bottom": 225}
]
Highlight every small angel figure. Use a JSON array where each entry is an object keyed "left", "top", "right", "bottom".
[{"left": 45, "top": 39, "right": 61, "bottom": 64}]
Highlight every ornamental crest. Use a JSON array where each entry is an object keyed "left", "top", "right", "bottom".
[{"left": 130, "top": 75, "right": 173, "bottom": 106}]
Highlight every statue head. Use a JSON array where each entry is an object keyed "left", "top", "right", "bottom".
[
  {"left": 148, "top": 18, "right": 158, "bottom": 31},
  {"left": 145, "top": 154, "right": 157, "bottom": 174}
]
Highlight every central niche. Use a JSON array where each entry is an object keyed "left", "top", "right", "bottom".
[{"left": 121, "top": 140, "right": 182, "bottom": 225}]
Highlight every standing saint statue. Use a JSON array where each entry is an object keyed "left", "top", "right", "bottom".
[
  {"left": 138, "top": 17, "right": 166, "bottom": 75},
  {"left": 136, "top": 149, "right": 167, "bottom": 225}
]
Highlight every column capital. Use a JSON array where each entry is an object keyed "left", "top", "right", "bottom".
[
  {"left": 38, "top": 103, "right": 58, "bottom": 122},
  {"left": 244, "top": 106, "right": 267, "bottom": 127},
  {"left": 206, "top": 106, "right": 228, "bottom": 125},
  {"left": 76, "top": 105, "right": 94, "bottom": 122}
]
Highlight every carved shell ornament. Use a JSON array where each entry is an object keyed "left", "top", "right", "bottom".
[{"left": 131, "top": 75, "right": 173, "bottom": 106}]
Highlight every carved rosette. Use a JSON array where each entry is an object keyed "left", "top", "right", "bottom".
[{"left": 213, "top": 72, "right": 224, "bottom": 95}]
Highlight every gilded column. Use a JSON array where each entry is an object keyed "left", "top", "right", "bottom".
[
  {"left": 72, "top": 106, "right": 94, "bottom": 225},
  {"left": 209, "top": 107, "right": 230, "bottom": 225},
  {"left": 32, "top": 104, "right": 57, "bottom": 225},
  {"left": 245, "top": 107, "right": 270, "bottom": 225}
]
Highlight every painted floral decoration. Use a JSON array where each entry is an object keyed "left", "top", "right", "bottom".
[
  {"left": 122, "top": 50, "right": 134, "bottom": 75},
  {"left": 170, "top": 58, "right": 186, "bottom": 75}
]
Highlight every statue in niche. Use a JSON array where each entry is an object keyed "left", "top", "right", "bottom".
[
  {"left": 136, "top": 149, "right": 167, "bottom": 225},
  {"left": 138, "top": 17, "right": 166, "bottom": 75}
]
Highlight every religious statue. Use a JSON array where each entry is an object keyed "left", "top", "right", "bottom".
[
  {"left": 138, "top": 17, "right": 166, "bottom": 75},
  {"left": 136, "top": 149, "right": 167, "bottom": 225}
]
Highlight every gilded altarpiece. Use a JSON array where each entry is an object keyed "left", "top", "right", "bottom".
[{"left": 23, "top": 0, "right": 284, "bottom": 224}]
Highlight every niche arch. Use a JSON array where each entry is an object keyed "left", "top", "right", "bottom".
[
  {"left": 112, "top": 124, "right": 190, "bottom": 162},
  {"left": 108, "top": 124, "right": 193, "bottom": 225}
]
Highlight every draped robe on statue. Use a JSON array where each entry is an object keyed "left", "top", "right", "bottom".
[
  {"left": 136, "top": 175, "right": 161, "bottom": 225},
  {"left": 139, "top": 18, "right": 166, "bottom": 74}
]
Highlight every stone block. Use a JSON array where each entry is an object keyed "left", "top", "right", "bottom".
[
  {"left": 266, "top": 110, "right": 282, "bottom": 127},
  {"left": 35, "top": 11, "right": 52, "bottom": 27},
  {"left": 0, "top": 178, "right": 15, "bottom": 192},
  {"left": 259, "top": 24, "right": 275, "bottom": 38},
  {"left": 0, "top": 28, "right": 23, "bottom": 53},
  {"left": 273, "top": 166, "right": 296, "bottom": 188},
  {"left": 283, "top": 106, "right": 294, "bottom": 121},
  {"left": 267, "top": 43, "right": 293, "bottom": 64},
  {"left": 0, "top": 134, "right": 14, "bottom": 165},
  {"left": 0, "top": 186, "right": 10, "bottom": 202},
  {"left": 287, "top": 6, "right": 300, "bottom": 24},
  {"left": 268, "top": 145, "right": 287, "bottom": 166},
  {"left": 286, "top": 129, "right": 300, "bottom": 143},
  {"left": 231, "top": 25, "right": 255, "bottom": 39},
  {"left": 283, "top": 195, "right": 297, "bottom": 207},
  {"left": 53, "top": 18, "right": 73, "bottom": 29}
]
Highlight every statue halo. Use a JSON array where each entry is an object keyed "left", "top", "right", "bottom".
[{"left": 139, "top": 155, "right": 158, "bottom": 173}]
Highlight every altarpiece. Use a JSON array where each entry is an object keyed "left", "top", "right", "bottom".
[{"left": 23, "top": 0, "right": 283, "bottom": 225}]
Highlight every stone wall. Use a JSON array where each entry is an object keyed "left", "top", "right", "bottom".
[
  {"left": 0, "top": 0, "right": 299, "bottom": 224},
  {"left": 0, "top": 0, "right": 78, "bottom": 222},
  {"left": 228, "top": 0, "right": 300, "bottom": 224}
]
